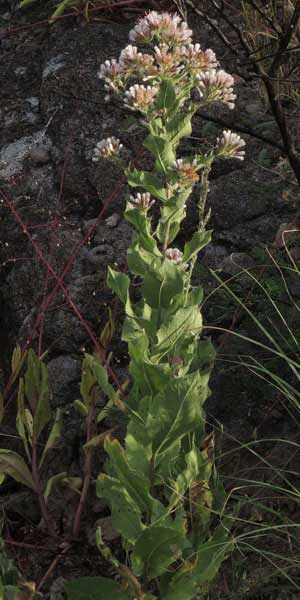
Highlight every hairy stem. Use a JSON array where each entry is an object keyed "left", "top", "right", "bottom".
[{"left": 72, "top": 399, "right": 95, "bottom": 538}]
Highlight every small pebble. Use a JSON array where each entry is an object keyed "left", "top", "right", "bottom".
[{"left": 29, "top": 147, "right": 50, "bottom": 165}]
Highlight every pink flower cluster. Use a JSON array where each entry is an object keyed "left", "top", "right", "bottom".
[
  {"left": 129, "top": 11, "right": 192, "bottom": 46},
  {"left": 216, "top": 130, "right": 246, "bottom": 160},
  {"left": 196, "top": 69, "right": 236, "bottom": 109}
]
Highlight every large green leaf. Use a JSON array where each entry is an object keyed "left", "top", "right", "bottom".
[
  {"left": 107, "top": 268, "right": 134, "bottom": 316},
  {"left": 144, "top": 135, "right": 175, "bottom": 173},
  {"left": 65, "top": 577, "right": 130, "bottom": 600},
  {"left": 183, "top": 230, "right": 211, "bottom": 262},
  {"left": 142, "top": 259, "right": 184, "bottom": 309},
  {"left": 132, "top": 526, "right": 185, "bottom": 579},
  {"left": 127, "top": 169, "right": 167, "bottom": 201},
  {"left": 146, "top": 371, "right": 206, "bottom": 462},
  {"left": 125, "top": 208, "right": 159, "bottom": 254},
  {"left": 151, "top": 306, "right": 202, "bottom": 360},
  {"left": 97, "top": 474, "right": 144, "bottom": 543},
  {"left": 166, "top": 111, "right": 194, "bottom": 146},
  {"left": 168, "top": 446, "right": 202, "bottom": 509},
  {"left": 162, "top": 526, "right": 232, "bottom": 600},
  {"left": 104, "top": 437, "right": 153, "bottom": 514},
  {"left": 155, "top": 80, "right": 177, "bottom": 112},
  {"left": 0, "top": 450, "right": 34, "bottom": 489}
]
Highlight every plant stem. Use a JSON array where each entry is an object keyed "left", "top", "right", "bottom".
[
  {"left": 31, "top": 437, "right": 57, "bottom": 537},
  {"left": 185, "top": 162, "right": 212, "bottom": 304},
  {"left": 72, "top": 399, "right": 95, "bottom": 538}
]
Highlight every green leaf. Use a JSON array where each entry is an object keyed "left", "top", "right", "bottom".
[
  {"left": 24, "top": 350, "right": 51, "bottom": 439},
  {"left": 85, "top": 354, "right": 115, "bottom": 401},
  {"left": 169, "top": 446, "right": 202, "bottom": 509},
  {"left": 0, "top": 450, "right": 34, "bottom": 489},
  {"left": 166, "top": 111, "right": 193, "bottom": 146},
  {"left": 107, "top": 268, "right": 133, "bottom": 316},
  {"left": 183, "top": 230, "right": 211, "bottom": 262},
  {"left": 127, "top": 169, "right": 167, "bottom": 202},
  {"left": 74, "top": 399, "right": 89, "bottom": 417},
  {"left": 132, "top": 526, "right": 185, "bottom": 579},
  {"left": 97, "top": 474, "right": 144, "bottom": 543},
  {"left": 65, "top": 577, "right": 130, "bottom": 600},
  {"left": 163, "top": 525, "right": 232, "bottom": 600},
  {"left": 44, "top": 472, "right": 82, "bottom": 504},
  {"left": 142, "top": 259, "right": 184, "bottom": 309},
  {"left": 16, "top": 378, "right": 31, "bottom": 460},
  {"left": 39, "top": 408, "right": 62, "bottom": 468},
  {"left": 80, "top": 355, "right": 98, "bottom": 407},
  {"left": 144, "top": 135, "right": 175, "bottom": 173},
  {"left": 103, "top": 437, "right": 152, "bottom": 514},
  {"left": 10, "top": 345, "right": 27, "bottom": 386},
  {"left": 83, "top": 429, "right": 113, "bottom": 452},
  {"left": 146, "top": 371, "right": 207, "bottom": 462},
  {"left": 155, "top": 80, "right": 178, "bottom": 114},
  {"left": 151, "top": 306, "right": 202, "bottom": 360},
  {"left": 125, "top": 208, "right": 159, "bottom": 255}
]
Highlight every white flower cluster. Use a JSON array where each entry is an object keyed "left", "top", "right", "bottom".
[
  {"left": 216, "top": 130, "right": 246, "bottom": 160},
  {"left": 96, "top": 11, "right": 238, "bottom": 113},
  {"left": 128, "top": 192, "right": 155, "bottom": 210},
  {"left": 179, "top": 44, "right": 218, "bottom": 73},
  {"left": 196, "top": 69, "right": 236, "bottom": 109},
  {"left": 129, "top": 11, "right": 193, "bottom": 45},
  {"left": 165, "top": 248, "right": 184, "bottom": 264},
  {"left": 93, "top": 137, "right": 123, "bottom": 161},
  {"left": 124, "top": 84, "right": 158, "bottom": 113}
]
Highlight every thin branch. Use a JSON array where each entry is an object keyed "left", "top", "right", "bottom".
[{"left": 195, "top": 111, "right": 284, "bottom": 151}]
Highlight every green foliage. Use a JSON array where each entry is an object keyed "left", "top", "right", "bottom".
[
  {"left": 86, "top": 13, "right": 239, "bottom": 598},
  {"left": 65, "top": 577, "right": 131, "bottom": 600}
]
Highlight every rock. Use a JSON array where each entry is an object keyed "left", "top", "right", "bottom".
[
  {"left": 48, "top": 355, "right": 82, "bottom": 408},
  {"left": 25, "top": 96, "right": 40, "bottom": 111},
  {"left": 14, "top": 66, "right": 27, "bottom": 76},
  {"left": 0, "top": 130, "right": 52, "bottom": 179},
  {"left": 220, "top": 252, "right": 256, "bottom": 275},
  {"left": 42, "top": 54, "right": 66, "bottom": 79},
  {"left": 203, "top": 244, "right": 228, "bottom": 270},
  {"left": 106, "top": 213, "right": 120, "bottom": 228},
  {"left": 29, "top": 146, "right": 50, "bottom": 165}
]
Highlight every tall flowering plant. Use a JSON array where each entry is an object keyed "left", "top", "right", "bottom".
[{"left": 80, "top": 11, "right": 245, "bottom": 600}]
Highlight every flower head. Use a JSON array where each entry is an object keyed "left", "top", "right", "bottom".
[
  {"left": 169, "top": 158, "right": 199, "bottom": 186},
  {"left": 124, "top": 84, "right": 158, "bottom": 113},
  {"left": 129, "top": 11, "right": 192, "bottom": 46},
  {"left": 119, "top": 45, "right": 156, "bottom": 77},
  {"left": 179, "top": 44, "right": 218, "bottom": 73},
  {"left": 165, "top": 247, "right": 184, "bottom": 264},
  {"left": 128, "top": 192, "right": 155, "bottom": 210},
  {"left": 154, "top": 44, "right": 182, "bottom": 76},
  {"left": 98, "top": 59, "right": 124, "bottom": 93},
  {"left": 216, "top": 130, "right": 246, "bottom": 160},
  {"left": 93, "top": 137, "right": 123, "bottom": 161},
  {"left": 196, "top": 69, "right": 236, "bottom": 109}
]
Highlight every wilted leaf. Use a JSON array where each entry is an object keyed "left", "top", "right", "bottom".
[
  {"left": 0, "top": 450, "right": 34, "bottom": 489},
  {"left": 39, "top": 409, "right": 62, "bottom": 468},
  {"left": 44, "top": 472, "right": 82, "bottom": 504}
]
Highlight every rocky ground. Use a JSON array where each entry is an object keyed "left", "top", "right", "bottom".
[{"left": 1, "top": 2, "right": 300, "bottom": 597}]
